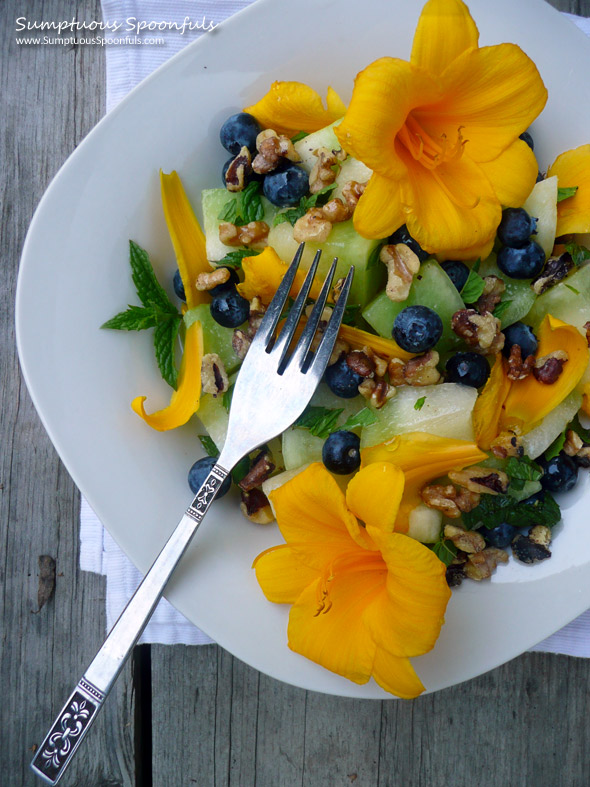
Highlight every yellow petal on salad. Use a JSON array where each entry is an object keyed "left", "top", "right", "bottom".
[
  {"left": 352, "top": 172, "right": 407, "bottom": 241},
  {"left": 237, "top": 247, "right": 324, "bottom": 304},
  {"left": 501, "top": 314, "right": 590, "bottom": 432},
  {"left": 244, "top": 81, "right": 346, "bottom": 137},
  {"left": 160, "top": 171, "right": 211, "bottom": 308},
  {"left": 473, "top": 354, "right": 511, "bottom": 450},
  {"left": 411, "top": 0, "right": 479, "bottom": 74},
  {"left": 548, "top": 144, "right": 590, "bottom": 235},
  {"left": 131, "top": 320, "right": 203, "bottom": 431},
  {"left": 338, "top": 324, "right": 415, "bottom": 362}
]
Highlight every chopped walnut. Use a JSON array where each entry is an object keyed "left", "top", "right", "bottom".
[
  {"left": 490, "top": 429, "right": 524, "bottom": 459},
  {"left": 476, "top": 275, "right": 505, "bottom": 314},
  {"left": 448, "top": 465, "right": 509, "bottom": 495},
  {"left": 196, "top": 268, "right": 231, "bottom": 292},
  {"left": 224, "top": 146, "right": 252, "bottom": 192},
  {"left": 387, "top": 357, "right": 406, "bottom": 387},
  {"left": 309, "top": 147, "right": 340, "bottom": 194},
  {"left": 403, "top": 351, "right": 441, "bottom": 386},
  {"left": 380, "top": 244, "right": 421, "bottom": 303},
  {"left": 362, "top": 346, "right": 389, "bottom": 378},
  {"left": 358, "top": 377, "right": 395, "bottom": 408},
  {"left": 533, "top": 350, "right": 568, "bottom": 384},
  {"left": 443, "top": 524, "right": 486, "bottom": 553},
  {"left": 563, "top": 429, "right": 590, "bottom": 467},
  {"left": 219, "top": 220, "right": 269, "bottom": 248},
  {"left": 321, "top": 198, "right": 352, "bottom": 224},
  {"left": 529, "top": 525, "right": 552, "bottom": 548},
  {"left": 451, "top": 308, "right": 505, "bottom": 354},
  {"left": 240, "top": 488, "right": 275, "bottom": 524},
  {"left": 232, "top": 329, "right": 251, "bottom": 360},
  {"left": 346, "top": 350, "right": 376, "bottom": 378},
  {"left": 463, "top": 547, "right": 508, "bottom": 580},
  {"left": 341, "top": 180, "right": 366, "bottom": 210},
  {"left": 238, "top": 451, "right": 276, "bottom": 492},
  {"left": 293, "top": 208, "right": 332, "bottom": 243},
  {"left": 248, "top": 296, "right": 266, "bottom": 337},
  {"left": 328, "top": 339, "right": 350, "bottom": 367},
  {"left": 506, "top": 344, "right": 535, "bottom": 381},
  {"left": 446, "top": 564, "right": 466, "bottom": 587},
  {"left": 332, "top": 277, "right": 346, "bottom": 303},
  {"left": 512, "top": 534, "right": 551, "bottom": 564},
  {"left": 421, "top": 484, "right": 480, "bottom": 519},
  {"left": 251, "top": 129, "right": 300, "bottom": 175},
  {"left": 531, "top": 252, "right": 574, "bottom": 295},
  {"left": 201, "top": 353, "right": 229, "bottom": 396}
]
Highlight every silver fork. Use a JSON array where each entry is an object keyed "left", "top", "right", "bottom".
[{"left": 31, "top": 245, "right": 354, "bottom": 785}]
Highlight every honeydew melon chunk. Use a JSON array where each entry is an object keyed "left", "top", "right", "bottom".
[
  {"left": 522, "top": 175, "right": 558, "bottom": 259},
  {"left": 407, "top": 504, "right": 443, "bottom": 544},
  {"left": 183, "top": 303, "right": 242, "bottom": 374},
  {"left": 201, "top": 188, "right": 278, "bottom": 262},
  {"left": 362, "top": 260, "right": 464, "bottom": 353},
  {"left": 196, "top": 393, "right": 229, "bottom": 451},
  {"left": 360, "top": 383, "right": 477, "bottom": 448},
  {"left": 520, "top": 390, "right": 582, "bottom": 459},
  {"left": 479, "top": 254, "right": 536, "bottom": 328},
  {"left": 267, "top": 219, "right": 383, "bottom": 307},
  {"left": 524, "top": 263, "right": 590, "bottom": 333}
]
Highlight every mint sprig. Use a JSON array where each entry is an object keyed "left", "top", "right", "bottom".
[
  {"left": 432, "top": 534, "right": 457, "bottom": 567},
  {"left": 504, "top": 456, "right": 543, "bottom": 491},
  {"left": 218, "top": 181, "right": 264, "bottom": 226},
  {"left": 273, "top": 183, "right": 338, "bottom": 227},
  {"left": 340, "top": 407, "right": 378, "bottom": 431},
  {"left": 460, "top": 259, "right": 485, "bottom": 304},
  {"left": 199, "top": 435, "right": 219, "bottom": 457},
  {"left": 217, "top": 248, "right": 261, "bottom": 269},
  {"left": 557, "top": 186, "right": 578, "bottom": 202},
  {"left": 295, "top": 406, "right": 344, "bottom": 439},
  {"left": 493, "top": 299, "right": 513, "bottom": 321},
  {"left": 565, "top": 241, "right": 590, "bottom": 267},
  {"left": 462, "top": 491, "right": 561, "bottom": 530}
]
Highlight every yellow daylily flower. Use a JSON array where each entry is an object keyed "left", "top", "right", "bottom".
[
  {"left": 160, "top": 170, "right": 212, "bottom": 308},
  {"left": 254, "top": 463, "right": 450, "bottom": 698},
  {"left": 500, "top": 314, "right": 589, "bottom": 432},
  {"left": 334, "top": 0, "right": 547, "bottom": 259},
  {"left": 472, "top": 354, "right": 511, "bottom": 450},
  {"left": 361, "top": 432, "right": 486, "bottom": 531},
  {"left": 131, "top": 320, "right": 203, "bottom": 431},
  {"left": 244, "top": 82, "right": 346, "bottom": 137},
  {"left": 548, "top": 144, "right": 590, "bottom": 236}
]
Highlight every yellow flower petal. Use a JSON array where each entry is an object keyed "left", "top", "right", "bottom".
[
  {"left": 363, "top": 533, "right": 450, "bottom": 657},
  {"left": 253, "top": 545, "right": 319, "bottom": 604},
  {"left": 244, "top": 81, "right": 345, "bottom": 137},
  {"left": 478, "top": 139, "right": 539, "bottom": 208},
  {"left": 131, "top": 320, "right": 203, "bottom": 430},
  {"left": 548, "top": 145, "right": 590, "bottom": 235},
  {"left": 473, "top": 354, "right": 512, "bottom": 450},
  {"left": 335, "top": 58, "right": 441, "bottom": 179},
  {"left": 411, "top": 0, "right": 479, "bottom": 73},
  {"left": 501, "top": 315, "right": 589, "bottom": 431},
  {"left": 371, "top": 648, "right": 425, "bottom": 699},
  {"left": 352, "top": 171, "right": 407, "bottom": 240},
  {"left": 337, "top": 324, "right": 415, "bottom": 362},
  {"left": 237, "top": 247, "right": 324, "bottom": 304},
  {"left": 160, "top": 171, "right": 211, "bottom": 308},
  {"left": 269, "top": 463, "right": 374, "bottom": 564},
  {"left": 346, "top": 463, "right": 405, "bottom": 534}
]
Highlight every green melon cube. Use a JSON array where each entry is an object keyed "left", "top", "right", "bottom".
[
  {"left": 479, "top": 254, "right": 537, "bottom": 328},
  {"left": 184, "top": 303, "right": 242, "bottom": 374},
  {"left": 525, "top": 263, "right": 590, "bottom": 333},
  {"left": 202, "top": 188, "right": 278, "bottom": 262}
]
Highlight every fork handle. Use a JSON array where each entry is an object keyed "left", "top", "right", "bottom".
[{"left": 31, "top": 461, "right": 232, "bottom": 785}]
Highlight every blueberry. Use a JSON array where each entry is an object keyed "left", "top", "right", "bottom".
[
  {"left": 210, "top": 287, "right": 250, "bottom": 328},
  {"left": 322, "top": 430, "right": 361, "bottom": 475},
  {"left": 441, "top": 260, "right": 470, "bottom": 292},
  {"left": 388, "top": 224, "right": 429, "bottom": 261},
  {"left": 173, "top": 269, "right": 186, "bottom": 301},
  {"left": 497, "top": 241, "right": 545, "bottom": 279},
  {"left": 262, "top": 160, "right": 309, "bottom": 206},
  {"left": 188, "top": 456, "right": 232, "bottom": 497},
  {"left": 485, "top": 522, "right": 517, "bottom": 548},
  {"left": 538, "top": 453, "right": 578, "bottom": 493},
  {"left": 519, "top": 131, "right": 534, "bottom": 151},
  {"left": 324, "top": 354, "right": 364, "bottom": 398},
  {"left": 502, "top": 322, "right": 538, "bottom": 359},
  {"left": 497, "top": 208, "right": 538, "bottom": 248},
  {"left": 219, "top": 112, "right": 261, "bottom": 155},
  {"left": 209, "top": 266, "right": 240, "bottom": 297},
  {"left": 392, "top": 305, "right": 443, "bottom": 353},
  {"left": 446, "top": 352, "right": 490, "bottom": 388}
]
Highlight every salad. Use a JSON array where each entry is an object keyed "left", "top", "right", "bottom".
[{"left": 103, "top": 0, "right": 590, "bottom": 698}]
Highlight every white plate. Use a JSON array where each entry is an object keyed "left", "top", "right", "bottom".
[{"left": 16, "top": 0, "right": 590, "bottom": 698}]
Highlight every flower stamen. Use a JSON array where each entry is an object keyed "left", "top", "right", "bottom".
[
  {"left": 398, "top": 116, "right": 466, "bottom": 172},
  {"left": 314, "top": 551, "right": 384, "bottom": 615}
]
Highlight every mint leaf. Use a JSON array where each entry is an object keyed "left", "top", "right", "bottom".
[
  {"left": 223, "top": 383, "right": 235, "bottom": 413},
  {"left": 295, "top": 406, "right": 344, "bottom": 439},
  {"left": 505, "top": 456, "right": 543, "bottom": 491},
  {"left": 273, "top": 183, "right": 338, "bottom": 227},
  {"left": 493, "top": 300, "right": 513, "bottom": 321},
  {"left": 129, "top": 241, "right": 175, "bottom": 312},
  {"left": 414, "top": 396, "right": 426, "bottom": 411},
  {"left": 565, "top": 284, "right": 580, "bottom": 295},
  {"left": 557, "top": 186, "right": 578, "bottom": 202},
  {"left": 218, "top": 181, "right": 264, "bottom": 226},
  {"left": 231, "top": 455, "right": 251, "bottom": 484},
  {"left": 101, "top": 304, "right": 159, "bottom": 331},
  {"left": 218, "top": 248, "right": 261, "bottom": 269},
  {"left": 432, "top": 536, "right": 457, "bottom": 567},
  {"left": 565, "top": 242, "right": 590, "bottom": 267},
  {"left": 199, "top": 435, "right": 219, "bottom": 457},
  {"left": 544, "top": 431, "right": 567, "bottom": 461},
  {"left": 154, "top": 315, "right": 182, "bottom": 389},
  {"left": 341, "top": 407, "right": 378, "bottom": 431},
  {"left": 291, "top": 131, "right": 309, "bottom": 143},
  {"left": 462, "top": 491, "right": 561, "bottom": 530},
  {"left": 460, "top": 264, "right": 485, "bottom": 303},
  {"left": 342, "top": 304, "right": 362, "bottom": 326}
]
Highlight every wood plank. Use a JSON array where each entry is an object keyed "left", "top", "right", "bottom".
[{"left": 0, "top": 1, "right": 135, "bottom": 784}]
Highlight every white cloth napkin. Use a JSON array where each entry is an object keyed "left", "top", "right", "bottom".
[{"left": 83, "top": 1, "right": 590, "bottom": 653}]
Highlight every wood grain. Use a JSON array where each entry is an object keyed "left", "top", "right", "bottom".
[{"left": 2, "top": 0, "right": 590, "bottom": 786}]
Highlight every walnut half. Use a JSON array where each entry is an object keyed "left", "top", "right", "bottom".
[{"left": 380, "top": 244, "right": 421, "bottom": 303}]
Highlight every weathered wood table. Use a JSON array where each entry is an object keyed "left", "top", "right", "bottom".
[{"left": 3, "top": 0, "right": 590, "bottom": 784}]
